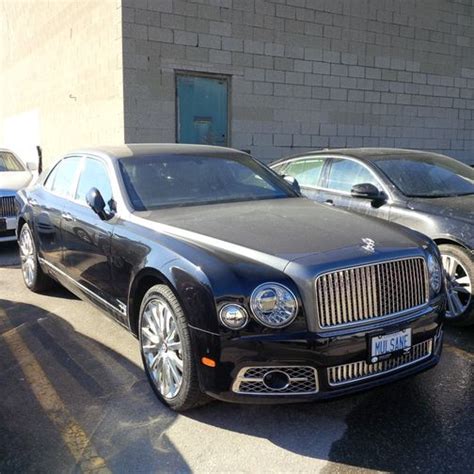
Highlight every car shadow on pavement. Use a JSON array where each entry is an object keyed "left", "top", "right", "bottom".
[
  {"left": 187, "top": 331, "right": 474, "bottom": 473},
  {"left": 0, "top": 298, "right": 190, "bottom": 473}
]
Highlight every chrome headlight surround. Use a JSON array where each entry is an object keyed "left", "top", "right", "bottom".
[
  {"left": 427, "top": 252, "right": 442, "bottom": 294},
  {"left": 250, "top": 283, "right": 298, "bottom": 328}
]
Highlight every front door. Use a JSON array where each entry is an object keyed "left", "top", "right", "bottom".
[
  {"left": 176, "top": 73, "right": 229, "bottom": 146},
  {"left": 322, "top": 158, "right": 391, "bottom": 220},
  {"left": 61, "top": 156, "right": 117, "bottom": 313}
]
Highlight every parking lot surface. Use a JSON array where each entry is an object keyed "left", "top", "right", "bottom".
[{"left": 0, "top": 242, "right": 473, "bottom": 473}]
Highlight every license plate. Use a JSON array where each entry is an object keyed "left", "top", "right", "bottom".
[
  {"left": 370, "top": 329, "right": 412, "bottom": 361},
  {"left": 0, "top": 219, "right": 6, "bottom": 232}
]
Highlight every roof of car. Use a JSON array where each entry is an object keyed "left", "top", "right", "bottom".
[
  {"left": 70, "top": 143, "right": 249, "bottom": 160},
  {"left": 272, "top": 147, "right": 444, "bottom": 165}
]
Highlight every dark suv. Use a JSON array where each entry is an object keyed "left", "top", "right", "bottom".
[{"left": 272, "top": 148, "right": 473, "bottom": 325}]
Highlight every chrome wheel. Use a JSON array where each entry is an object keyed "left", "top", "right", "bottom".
[
  {"left": 19, "top": 225, "right": 36, "bottom": 287},
  {"left": 442, "top": 254, "right": 472, "bottom": 318},
  {"left": 141, "top": 298, "right": 183, "bottom": 399}
]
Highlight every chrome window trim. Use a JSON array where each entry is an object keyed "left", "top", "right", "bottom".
[
  {"left": 39, "top": 257, "right": 126, "bottom": 316},
  {"left": 232, "top": 365, "right": 319, "bottom": 395},
  {"left": 314, "top": 256, "right": 430, "bottom": 331}
]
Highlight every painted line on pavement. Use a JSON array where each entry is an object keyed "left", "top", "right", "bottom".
[{"left": 0, "top": 306, "right": 110, "bottom": 473}]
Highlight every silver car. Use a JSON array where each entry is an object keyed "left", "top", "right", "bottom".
[{"left": 0, "top": 148, "right": 36, "bottom": 242}]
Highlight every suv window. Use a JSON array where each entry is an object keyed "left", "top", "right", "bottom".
[
  {"left": 283, "top": 158, "right": 325, "bottom": 187},
  {"left": 75, "top": 158, "right": 113, "bottom": 205},
  {"left": 46, "top": 157, "right": 81, "bottom": 197},
  {"left": 326, "top": 159, "right": 380, "bottom": 193}
]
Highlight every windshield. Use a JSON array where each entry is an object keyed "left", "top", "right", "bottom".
[
  {"left": 119, "top": 154, "right": 295, "bottom": 210},
  {"left": 0, "top": 151, "right": 25, "bottom": 172},
  {"left": 373, "top": 154, "right": 474, "bottom": 198}
]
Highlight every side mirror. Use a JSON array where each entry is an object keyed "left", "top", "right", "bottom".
[
  {"left": 282, "top": 175, "right": 301, "bottom": 195},
  {"left": 26, "top": 162, "right": 38, "bottom": 172},
  {"left": 86, "top": 187, "right": 112, "bottom": 220},
  {"left": 351, "top": 183, "right": 385, "bottom": 201}
]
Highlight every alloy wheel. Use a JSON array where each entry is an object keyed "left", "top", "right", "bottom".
[
  {"left": 19, "top": 225, "right": 36, "bottom": 288},
  {"left": 442, "top": 254, "right": 472, "bottom": 318},
  {"left": 141, "top": 297, "right": 184, "bottom": 399}
]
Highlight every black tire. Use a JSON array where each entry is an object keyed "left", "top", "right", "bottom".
[
  {"left": 18, "top": 222, "right": 54, "bottom": 293},
  {"left": 138, "top": 284, "right": 209, "bottom": 411},
  {"left": 439, "top": 244, "right": 474, "bottom": 326}
]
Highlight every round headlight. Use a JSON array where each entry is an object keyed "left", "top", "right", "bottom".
[
  {"left": 427, "top": 253, "right": 442, "bottom": 294},
  {"left": 250, "top": 283, "right": 298, "bottom": 328},
  {"left": 219, "top": 304, "right": 249, "bottom": 330}
]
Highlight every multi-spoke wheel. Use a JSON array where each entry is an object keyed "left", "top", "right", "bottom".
[
  {"left": 19, "top": 223, "right": 52, "bottom": 292},
  {"left": 439, "top": 244, "right": 474, "bottom": 326},
  {"left": 139, "top": 284, "right": 209, "bottom": 411}
]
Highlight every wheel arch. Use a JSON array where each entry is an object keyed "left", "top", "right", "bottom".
[
  {"left": 127, "top": 267, "right": 176, "bottom": 337},
  {"left": 433, "top": 237, "right": 470, "bottom": 250}
]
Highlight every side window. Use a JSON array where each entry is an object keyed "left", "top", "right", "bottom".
[
  {"left": 272, "top": 162, "right": 288, "bottom": 174},
  {"left": 284, "top": 158, "right": 325, "bottom": 187},
  {"left": 326, "top": 159, "right": 380, "bottom": 193},
  {"left": 46, "top": 157, "right": 81, "bottom": 197},
  {"left": 75, "top": 158, "right": 113, "bottom": 206}
]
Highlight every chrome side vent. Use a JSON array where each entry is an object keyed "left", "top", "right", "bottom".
[
  {"left": 328, "top": 339, "right": 433, "bottom": 386},
  {"left": 0, "top": 196, "right": 16, "bottom": 218},
  {"left": 315, "top": 258, "right": 429, "bottom": 329}
]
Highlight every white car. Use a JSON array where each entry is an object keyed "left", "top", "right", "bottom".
[{"left": 0, "top": 148, "right": 36, "bottom": 242}]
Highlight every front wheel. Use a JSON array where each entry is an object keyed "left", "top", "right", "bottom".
[
  {"left": 139, "top": 284, "right": 209, "bottom": 411},
  {"left": 439, "top": 244, "right": 474, "bottom": 326}
]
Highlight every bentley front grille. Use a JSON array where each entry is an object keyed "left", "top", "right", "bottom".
[
  {"left": 328, "top": 338, "right": 433, "bottom": 386},
  {"left": 0, "top": 196, "right": 16, "bottom": 218},
  {"left": 232, "top": 366, "right": 318, "bottom": 395},
  {"left": 315, "top": 257, "right": 429, "bottom": 329}
]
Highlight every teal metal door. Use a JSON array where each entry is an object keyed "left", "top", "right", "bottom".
[{"left": 176, "top": 74, "right": 229, "bottom": 146}]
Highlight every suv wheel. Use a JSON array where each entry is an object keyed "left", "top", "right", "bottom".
[
  {"left": 139, "top": 284, "right": 209, "bottom": 411},
  {"left": 439, "top": 244, "right": 473, "bottom": 326}
]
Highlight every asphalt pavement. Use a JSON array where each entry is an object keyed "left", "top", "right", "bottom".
[{"left": 0, "top": 241, "right": 473, "bottom": 473}]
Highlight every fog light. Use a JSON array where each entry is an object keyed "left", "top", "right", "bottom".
[{"left": 219, "top": 304, "right": 249, "bottom": 330}]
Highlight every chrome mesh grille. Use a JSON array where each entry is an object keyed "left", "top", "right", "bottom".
[
  {"left": 315, "top": 258, "right": 428, "bottom": 328},
  {"left": 0, "top": 196, "right": 16, "bottom": 218},
  {"left": 328, "top": 339, "right": 433, "bottom": 386},
  {"left": 233, "top": 366, "right": 318, "bottom": 395}
]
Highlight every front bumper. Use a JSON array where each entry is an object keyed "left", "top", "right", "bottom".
[
  {"left": 190, "top": 300, "right": 444, "bottom": 404},
  {"left": 0, "top": 216, "right": 17, "bottom": 242}
]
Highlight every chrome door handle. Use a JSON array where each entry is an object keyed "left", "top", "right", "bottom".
[
  {"left": 61, "top": 212, "right": 74, "bottom": 221},
  {"left": 325, "top": 199, "right": 334, "bottom": 206}
]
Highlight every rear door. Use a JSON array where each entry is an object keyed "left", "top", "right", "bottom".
[
  {"left": 34, "top": 156, "right": 82, "bottom": 269},
  {"left": 322, "top": 157, "right": 391, "bottom": 220},
  {"left": 60, "top": 156, "right": 118, "bottom": 312}
]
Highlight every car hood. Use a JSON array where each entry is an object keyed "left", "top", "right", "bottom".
[
  {"left": 0, "top": 171, "right": 32, "bottom": 194},
  {"left": 135, "top": 198, "right": 427, "bottom": 268},
  {"left": 407, "top": 195, "right": 474, "bottom": 224}
]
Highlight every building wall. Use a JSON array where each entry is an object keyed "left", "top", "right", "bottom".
[
  {"left": 0, "top": 0, "right": 124, "bottom": 167},
  {"left": 122, "top": 0, "right": 474, "bottom": 163}
]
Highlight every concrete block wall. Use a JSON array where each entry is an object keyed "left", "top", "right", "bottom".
[
  {"left": 0, "top": 0, "right": 124, "bottom": 166},
  {"left": 122, "top": 0, "right": 474, "bottom": 163}
]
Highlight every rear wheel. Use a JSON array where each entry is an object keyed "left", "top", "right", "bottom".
[
  {"left": 139, "top": 284, "right": 209, "bottom": 411},
  {"left": 18, "top": 223, "right": 53, "bottom": 292},
  {"left": 439, "top": 244, "right": 473, "bottom": 326}
]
